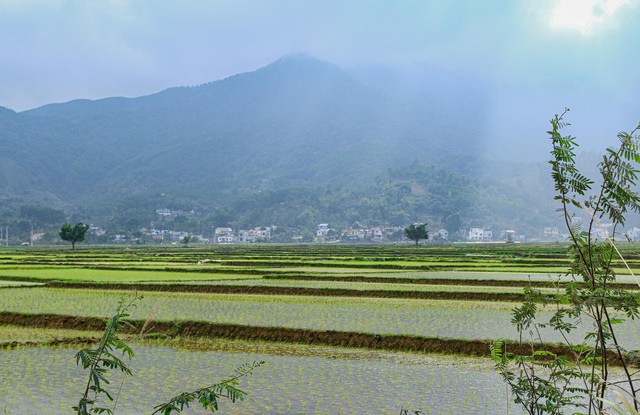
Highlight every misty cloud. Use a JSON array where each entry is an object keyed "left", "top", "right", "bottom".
[{"left": 0, "top": 0, "right": 638, "bottom": 158}]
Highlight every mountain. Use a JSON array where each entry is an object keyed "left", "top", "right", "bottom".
[
  {"left": 1, "top": 54, "right": 565, "bottom": 234},
  {"left": 3, "top": 55, "right": 485, "bottom": 206}
]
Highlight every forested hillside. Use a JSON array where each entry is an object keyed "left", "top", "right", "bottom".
[{"left": 1, "top": 55, "right": 562, "bottom": 235}]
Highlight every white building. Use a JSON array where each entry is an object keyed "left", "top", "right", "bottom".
[
  {"left": 467, "top": 228, "right": 492, "bottom": 241},
  {"left": 238, "top": 227, "right": 273, "bottom": 243},
  {"left": 503, "top": 230, "right": 515, "bottom": 242},
  {"left": 317, "top": 224, "right": 330, "bottom": 237},
  {"left": 214, "top": 227, "right": 235, "bottom": 244},
  {"left": 370, "top": 227, "right": 384, "bottom": 242}
]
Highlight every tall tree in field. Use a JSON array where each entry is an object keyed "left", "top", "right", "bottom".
[
  {"left": 59, "top": 222, "right": 89, "bottom": 250},
  {"left": 492, "top": 110, "right": 640, "bottom": 414},
  {"left": 404, "top": 223, "right": 428, "bottom": 245}
]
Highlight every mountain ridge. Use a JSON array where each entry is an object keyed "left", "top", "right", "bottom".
[
  {"left": 14, "top": 55, "right": 479, "bottom": 200},
  {"left": 1, "top": 55, "right": 560, "bottom": 235}
]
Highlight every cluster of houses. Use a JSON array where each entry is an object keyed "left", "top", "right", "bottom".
[
  {"left": 79, "top": 210, "right": 640, "bottom": 245},
  {"left": 210, "top": 224, "right": 487, "bottom": 244},
  {"left": 138, "top": 227, "right": 280, "bottom": 244},
  {"left": 317, "top": 223, "right": 403, "bottom": 242},
  {"left": 101, "top": 224, "right": 525, "bottom": 244},
  {"left": 213, "top": 226, "right": 274, "bottom": 244},
  {"left": 540, "top": 223, "right": 640, "bottom": 243},
  {"left": 142, "top": 228, "right": 200, "bottom": 243},
  {"left": 126, "top": 223, "right": 640, "bottom": 245}
]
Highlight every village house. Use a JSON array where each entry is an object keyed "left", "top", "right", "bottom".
[
  {"left": 467, "top": 227, "right": 492, "bottom": 241},
  {"left": 214, "top": 227, "right": 235, "bottom": 244},
  {"left": 238, "top": 227, "right": 273, "bottom": 243},
  {"left": 316, "top": 224, "right": 330, "bottom": 237},
  {"left": 341, "top": 225, "right": 403, "bottom": 243},
  {"left": 369, "top": 227, "right": 384, "bottom": 242},
  {"left": 343, "top": 227, "right": 362, "bottom": 241},
  {"left": 436, "top": 229, "right": 449, "bottom": 240},
  {"left": 146, "top": 228, "right": 170, "bottom": 241},
  {"left": 502, "top": 229, "right": 516, "bottom": 242}
]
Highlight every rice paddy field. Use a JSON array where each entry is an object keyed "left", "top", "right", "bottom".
[
  {"left": 0, "top": 336, "right": 518, "bottom": 415},
  {"left": 1, "top": 243, "right": 639, "bottom": 414}
]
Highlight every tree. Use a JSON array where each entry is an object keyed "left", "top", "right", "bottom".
[
  {"left": 60, "top": 222, "right": 90, "bottom": 250},
  {"left": 493, "top": 109, "right": 640, "bottom": 414},
  {"left": 404, "top": 223, "right": 428, "bottom": 245}
]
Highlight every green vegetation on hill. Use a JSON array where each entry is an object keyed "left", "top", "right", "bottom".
[{"left": 0, "top": 56, "right": 563, "bottom": 237}]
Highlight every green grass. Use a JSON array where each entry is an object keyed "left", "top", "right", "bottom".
[
  {"left": 188, "top": 278, "right": 559, "bottom": 294},
  {"left": 0, "top": 267, "right": 262, "bottom": 282},
  {"left": 2, "top": 287, "right": 638, "bottom": 347},
  {"left": 0, "top": 244, "right": 638, "bottom": 414},
  {"left": 7, "top": 244, "right": 640, "bottom": 277},
  {"left": 0, "top": 325, "right": 101, "bottom": 343},
  {"left": 0, "top": 287, "right": 516, "bottom": 339},
  {"left": 0, "top": 342, "right": 511, "bottom": 414},
  {"left": 0, "top": 244, "right": 638, "bottom": 346}
]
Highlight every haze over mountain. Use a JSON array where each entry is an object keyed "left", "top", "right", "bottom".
[
  {"left": 2, "top": 55, "right": 488, "bottom": 204},
  {"left": 0, "top": 54, "right": 634, "bottom": 236}
]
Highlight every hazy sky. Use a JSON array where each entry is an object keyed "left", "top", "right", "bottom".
[{"left": 1, "top": 0, "right": 639, "bottom": 120}]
